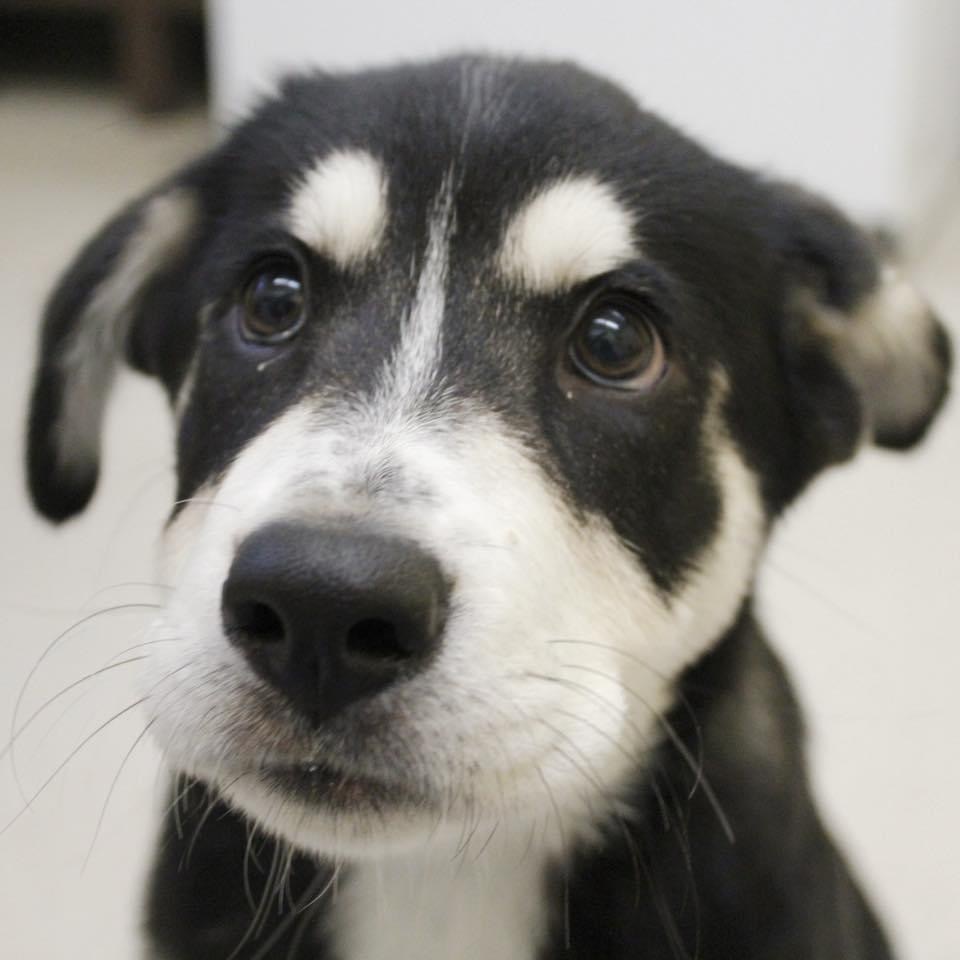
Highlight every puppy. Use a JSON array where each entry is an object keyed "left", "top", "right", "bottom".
[{"left": 26, "top": 56, "right": 950, "bottom": 959}]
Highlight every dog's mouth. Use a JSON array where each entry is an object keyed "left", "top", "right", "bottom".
[{"left": 254, "top": 759, "right": 425, "bottom": 811}]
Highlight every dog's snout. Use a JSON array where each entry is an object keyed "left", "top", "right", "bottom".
[{"left": 222, "top": 523, "right": 449, "bottom": 723}]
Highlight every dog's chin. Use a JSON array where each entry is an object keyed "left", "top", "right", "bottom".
[{"left": 206, "top": 762, "right": 450, "bottom": 859}]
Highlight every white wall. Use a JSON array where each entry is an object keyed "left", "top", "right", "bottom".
[
  {"left": 905, "top": 0, "right": 960, "bottom": 242},
  {"left": 210, "top": 0, "right": 911, "bottom": 222}
]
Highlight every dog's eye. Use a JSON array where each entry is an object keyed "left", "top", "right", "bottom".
[
  {"left": 240, "top": 258, "right": 306, "bottom": 343},
  {"left": 570, "top": 300, "right": 666, "bottom": 389}
]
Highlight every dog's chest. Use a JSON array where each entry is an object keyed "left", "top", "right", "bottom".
[{"left": 326, "top": 848, "right": 549, "bottom": 960}]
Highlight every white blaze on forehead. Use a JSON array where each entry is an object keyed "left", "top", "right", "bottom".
[
  {"left": 374, "top": 174, "right": 455, "bottom": 414},
  {"left": 288, "top": 148, "right": 388, "bottom": 268},
  {"left": 499, "top": 176, "right": 637, "bottom": 293}
]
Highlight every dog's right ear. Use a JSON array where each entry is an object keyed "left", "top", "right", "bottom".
[
  {"left": 26, "top": 171, "right": 201, "bottom": 523},
  {"left": 770, "top": 183, "right": 951, "bottom": 478}
]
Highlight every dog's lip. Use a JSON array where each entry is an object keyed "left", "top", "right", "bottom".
[{"left": 256, "top": 759, "right": 423, "bottom": 809}]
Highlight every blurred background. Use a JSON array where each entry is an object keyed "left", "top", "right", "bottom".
[{"left": 1, "top": 1, "right": 957, "bottom": 957}]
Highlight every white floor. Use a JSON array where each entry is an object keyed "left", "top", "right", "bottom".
[{"left": 0, "top": 83, "right": 957, "bottom": 959}]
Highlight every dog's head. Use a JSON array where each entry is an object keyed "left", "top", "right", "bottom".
[{"left": 26, "top": 58, "right": 950, "bottom": 858}]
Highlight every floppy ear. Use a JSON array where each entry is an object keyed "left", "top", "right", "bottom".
[
  {"left": 26, "top": 178, "right": 199, "bottom": 523},
  {"left": 773, "top": 184, "right": 951, "bottom": 472}
]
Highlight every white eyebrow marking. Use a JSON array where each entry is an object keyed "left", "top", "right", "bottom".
[
  {"left": 499, "top": 176, "right": 637, "bottom": 294},
  {"left": 287, "top": 148, "right": 388, "bottom": 268}
]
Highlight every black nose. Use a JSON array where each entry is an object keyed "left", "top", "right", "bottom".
[{"left": 222, "top": 523, "right": 449, "bottom": 724}]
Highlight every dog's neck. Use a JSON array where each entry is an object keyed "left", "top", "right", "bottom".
[{"left": 330, "top": 841, "right": 550, "bottom": 960}]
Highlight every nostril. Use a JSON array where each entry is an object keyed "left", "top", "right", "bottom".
[
  {"left": 227, "top": 600, "right": 286, "bottom": 645},
  {"left": 345, "top": 617, "right": 409, "bottom": 662},
  {"left": 223, "top": 524, "right": 450, "bottom": 723}
]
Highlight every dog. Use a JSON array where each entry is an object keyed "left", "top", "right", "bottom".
[{"left": 26, "top": 56, "right": 950, "bottom": 959}]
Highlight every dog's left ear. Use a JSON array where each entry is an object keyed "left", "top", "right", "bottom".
[
  {"left": 26, "top": 169, "right": 202, "bottom": 523},
  {"left": 772, "top": 183, "right": 951, "bottom": 472}
]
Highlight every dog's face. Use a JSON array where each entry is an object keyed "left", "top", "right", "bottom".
[{"left": 27, "top": 58, "right": 949, "bottom": 860}]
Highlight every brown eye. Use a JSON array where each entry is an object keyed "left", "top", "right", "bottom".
[
  {"left": 570, "top": 300, "right": 666, "bottom": 389},
  {"left": 240, "top": 258, "right": 305, "bottom": 343}
]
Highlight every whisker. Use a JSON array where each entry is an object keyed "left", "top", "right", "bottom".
[
  {"left": 282, "top": 887, "right": 325, "bottom": 960},
  {"left": 553, "top": 662, "right": 734, "bottom": 844},
  {"left": 454, "top": 796, "right": 486, "bottom": 859},
  {"left": 547, "top": 703, "right": 672, "bottom": 848},
  {"left": 547, "top": 639, "right": 708, "bottom": 801},
  {"left": 0, "top": 655, "right": 147, "bottom": 763},
  {"left": 534, "top": 763, "right": 571, "bottom": 949},
  {"left": 243, "top": 816, "right": 261, "bottom": 913},
  {"left": 84, "top": 581, "right": 173, "bottom": 607},
  {"left": 532, "top": 710, "right": 650, "bottom": 908},
  {"left": 760, "top": 552, "right": 890, "bottom": 642},
  {"left": 182, "top": 785, "right": 222, "bottom": 870},
  {"left": 246, "top": 863, "right": 341, "bottom": 960},
  {"left": 237, "top": 839, "right": 282, "bottom": 955},
  {"left": 171, "top": 771, "right": 189, "bottom": 841},
  {"left": 454, "top": 538, "right": 513, "bottom": 552},
  {"left": 24, "top": 638, "right": 172, "bottom": 756},
  {"left": 31, "top": 634, "right": 178, "bottom": 763},
  {"left": 0, "top": 697, "right": 148, "bottom": 838},
  {"left": 81, "top": 716, "right": 159, "bottom": 872},
  {"left": 171, "top": 496, "right": 240, "bottom": 512},
  {"left": 90, "top": 460, "right": 180, "bottom": 588},
  {"left": 471, "top": 818, "right": 501, "bottom": 862},
  {"left": 10, "top": 602, "right": 162, "bottom": 802},
  {"left": 635, "top": 837, "right": 692, "bottom": 960},
  {"left": 652, "top": 767, "right": 701, "bottom": 947}
]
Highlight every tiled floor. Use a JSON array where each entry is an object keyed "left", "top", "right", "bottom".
[{"left": 1, "top": 81, "right": 957, "bottom": 959}]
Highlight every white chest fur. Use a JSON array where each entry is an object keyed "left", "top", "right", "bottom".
[{"left": 328, "top": 844, "right": 550, "bottom": 960}]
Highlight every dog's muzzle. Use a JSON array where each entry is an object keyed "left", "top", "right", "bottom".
[{"left": 221, "top": 523, "right": 450, "bottom": 725}]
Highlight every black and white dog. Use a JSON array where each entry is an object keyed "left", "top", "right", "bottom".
[{"left": 27, "top": 57, "right": 950, "bottom": 959}]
